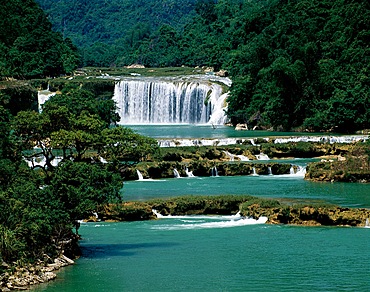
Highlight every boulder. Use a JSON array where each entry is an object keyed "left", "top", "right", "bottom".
[
  {"left": 126, "top": 64, "right": 145, "bottom": 69},
  {"left": 235, "top": 124, "right": 248, "bottom": 131},
  {"left": 215, "top": 69, "right": 228, "bottom": 77}
]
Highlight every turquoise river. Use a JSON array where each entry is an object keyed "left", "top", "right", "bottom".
[{"left": 33, "top": 127, "right": 369, "bottom": 292}]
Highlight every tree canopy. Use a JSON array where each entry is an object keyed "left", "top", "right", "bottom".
[{"left": 0, "top": 0, "right": 80, "bottom": 79}]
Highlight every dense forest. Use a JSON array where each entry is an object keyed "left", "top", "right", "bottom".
[
  {"left": 0, "top": 0, "right": 80, "bottom": 78},
  {"left": 36, "top": 0, "right": 197, "bottom": 67}
]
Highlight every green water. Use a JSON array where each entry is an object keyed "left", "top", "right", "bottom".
[
  {"left": 34, "top": 220, "right": 369, "bottom": 292},
  {"left": 33, "top": 174, "right": 370, "bottom": 292},
  {"left": 123, "top": 175, "right": 370, "bottom": 208},
  {"left": 126, "top": 124, "right": 329, "bottom": 139}
]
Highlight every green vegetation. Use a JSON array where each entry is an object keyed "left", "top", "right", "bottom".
[
  {"left": 0, "top": 0, "right": 80, "bottom": 79},
  {"left": 306, "top": 142, "right": 370, "bottom": 182},
  {"left": 0, "top": 82, "right": 158, "bottom": 275},
  {"left": 36, "top": 0, "right": 197, "bottom": 67},
  {"left": 101, "top": 195, "right": 255, "bottom": 221}
]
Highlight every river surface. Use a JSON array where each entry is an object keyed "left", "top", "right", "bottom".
[
  {"left": 33, "top": 127, "right": 370, "bottom": 292},
  {"left": 126, "top": 124, "right": 328, "bottom": 139},
  {"left": 34, "top": 174, "right": 370, "bottom": 292}
]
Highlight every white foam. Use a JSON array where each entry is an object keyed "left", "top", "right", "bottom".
[
  {"left": 151, "top": 217, "right": 268, "bottom": 230},
  {"left": 158, "top": 135, "right": 368, "bottom": 148},
  {"left": 151, "top": 210, "right": 267, "bottom": 230}
]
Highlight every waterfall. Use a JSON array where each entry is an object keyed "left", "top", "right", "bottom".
[
  {"left": 173, "top": 169, "right": 181, "bottom": 178},
  {"left": 113, "top": 76, "right": 230, "bottom": 125},
  {"left": 152, "top": 209, "right": 164, "bottom": 218},
  {"left": 185, "top": 167, "right": 195, "bottom": 177},
  {"left": 211, "top": 166, "right": 219, "bottom": 177},
  {"left": 236, "top": 154, "right": 249, "bottom": 161},
  {"left": 251, "top": 167, "right": 258, "bottom": 176},
  {"left": 223, "top": 151, "right": 235, "bottom": 161},
  {"left": 136, "top": 170, "right": 144, "bottom": 180},
  {"left": 38, "top": 88, "right": 56, "bottom": 112},
  {"left": 268, "top": 167, "right": 273, "bottom": 175},
  {"left": 256, "top": 153, "right": 270, "bottom": 160},
  {"left": 289, "top": 165, "right": 306, "bottom": 176},
  {"left": 365, "top": 218, "right": 370, "bottom": 228}
]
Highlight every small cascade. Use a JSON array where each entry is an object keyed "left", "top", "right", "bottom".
[
  {"left": 296, "top": 166, "right": 307, "bottom": 176},
  {"left": 136, "top": 170, "right": 144, "bottom": 180},
  {"left": 38, "top": 86, "right": 56, "bottom": 112},
  {"left": 268, "top": 167, "right": 273, "bottom": 175},
  {"left": 173, "top": 168, "right": 181, "bottom": 178},
  {"left": 365, "top": 218, "right": 370, "bottom": 228},
  {"left": 152, "top": 209, "right": 164, "bottom": 218},
  {"left": 185, "top": 167, "right": 195, "bottom": 177},
  {"left": 251, "top": 167, "right": 259, "bottom": 176},
  {"left": 223, "top": 151, "right": 235, "bottom": 161},
  {"left": 289, "top": 165, "right": 306, "bottom": 177},
  {"left": 256, "top": 153, "right": 270, "bottom": 160},
  {"left": 25, "top": 156, "right": 62, "bottom": 168},
  {"left": 236, "top": 155, "right": 250, "bottom": 161},
  {"left": 211, "top": 166, "right": 219, "bottom": 177},
  {"left": 99, "top": 156, "right": 108, "bottom": 164}
]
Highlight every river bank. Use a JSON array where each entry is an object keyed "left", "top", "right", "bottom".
[
  {"left": 95, "top": 196, "right": 370, "bottom": 228},
  {"left": 0, "top": 235, "right": 79, "bottom": 291}
]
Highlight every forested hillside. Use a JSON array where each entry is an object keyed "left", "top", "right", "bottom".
[
  {"left": 36, "top": 0, "right": 197, "bottom": 67},
  {"left": 36, "top": 0, "right": 370, "bottom": 133},
  {"left": 0, "top": 0, "right": 79, "bottom": 79}
]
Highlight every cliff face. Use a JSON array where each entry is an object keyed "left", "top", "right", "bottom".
[{"left": 241, "top": 204, "right": 370, "bottom": 227}]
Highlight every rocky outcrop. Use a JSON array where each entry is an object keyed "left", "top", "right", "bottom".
[
  {"left": 0, "top": 233, "right": 79, "bottom": 291},
  {"left": 0, "top": 255, "right": 75, "bottom": 291},
  {"left": 241, "top": 203, "right": 370, "bottom": 227},
  {"left": 120, "top": 161, "right": 292, "bottom": 180},
  {"left": 97, "top": 197, "right": 370, "bottom": 228},
  {"left": 126, "top": 64, "right": 145, "bottom": 68},
  {"left": 305, "top": 156, "right": 370, "bottom": 183}
]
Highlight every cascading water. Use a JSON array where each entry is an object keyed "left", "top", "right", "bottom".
[
  {"left": 38, "top": 85, "right": 56, "bottom": 112},
  {"left": 251, "top": 167, "right": 258, "bottom": 176},
  {"left": 113, "top": 75, "right": 230, "bottom": 125},
  {"left": 185, "top": 167, "right": 195, "bottom": 177},
  {"left": 211, "top": 166, "right": 219, "bottom": 177},
  {"left": 173, "top": 169, "right": 181, "bottom": 178},
  {"left": 136, "top": 170, "right": 144, "bottom": 180}
]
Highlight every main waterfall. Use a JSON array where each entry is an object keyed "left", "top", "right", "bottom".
[{"left": 113, "top": 75, "right": 230, "bottom": 125}]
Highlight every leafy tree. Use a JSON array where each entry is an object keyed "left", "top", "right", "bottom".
[
  {"left": 99, "top": 127, "right": 159, "bottom": 166},
  {"left": 42, "top": 89, "right": 119, "bottom": 127},
  {"left": 49, "top": 161, "right": 122, "bottom": 224}
]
